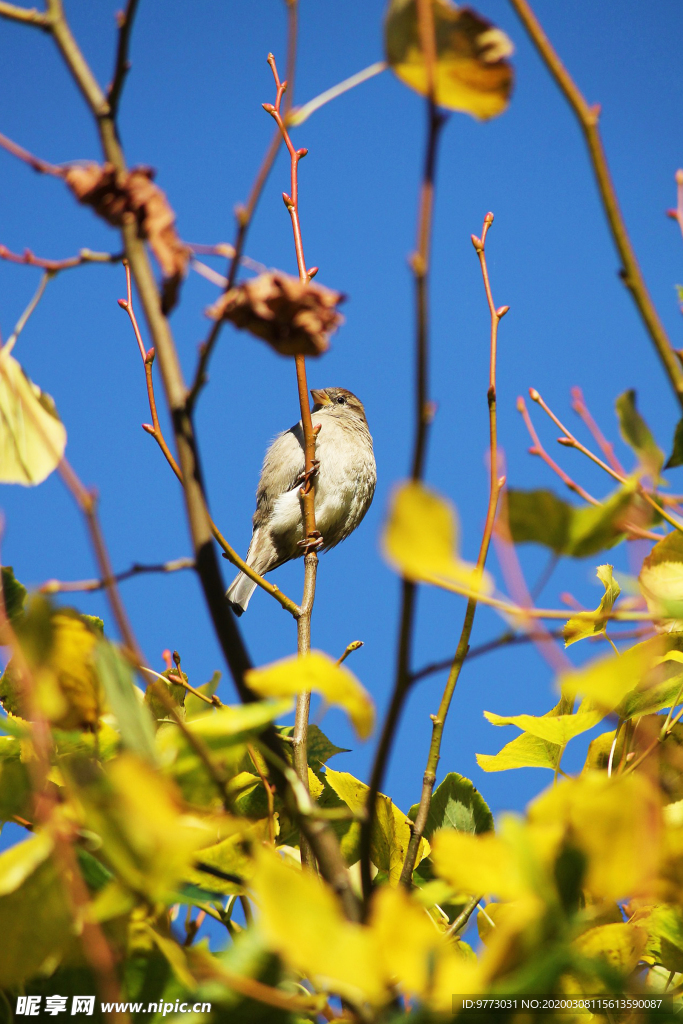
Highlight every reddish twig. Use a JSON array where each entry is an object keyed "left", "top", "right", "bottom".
[
  {"left": 570, "top": 385, "right": 626, "bottom": 476},
  {"left": 116, "top": 262, "right": 300, "bottom": 618},
  {"left": 666, "top": 169, "right": 683, "bottom": 243},
  {"left": 263, "top": 50, "right": 319, "bottom": 867},
  {"left": 518, "top": 395, "right": 600, "bottom": 505},
  {"left": 530, "top": 386, "right": 681, "bottom": 536},
  {"left": 0, "top": 244, "right": 122, "bottom": 272},
  {"left": 0, "top": 130, "right": 63, "bottom": 176}
]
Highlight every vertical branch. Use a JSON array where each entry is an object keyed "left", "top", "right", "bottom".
[
  {"left": 264, "top": 52, "right": 321, "bottom": 867},
  {"left": 359, "top": 1, "right": 445, "bottom": 909},
  {"left": 508, "top": 0, "right": 683, "bottom": 411},
  {"left": 399, "top": 214, "right": 507, "bottom": 886}
]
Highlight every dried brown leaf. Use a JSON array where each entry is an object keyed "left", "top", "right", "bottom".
[
  {"left": 207, "top": 271, "right": 344, "bottom": 356},
  {"left": 64, "top": 162, "right": 188, "bottom": 312}
]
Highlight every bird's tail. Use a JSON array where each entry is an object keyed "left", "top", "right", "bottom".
[{"left": 226, "top": 571, "right": 257, "bottom": 616}]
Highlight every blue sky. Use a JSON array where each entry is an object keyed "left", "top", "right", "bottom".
[{"left": 1, "top": 0, "right": 683, "bottom": 931}]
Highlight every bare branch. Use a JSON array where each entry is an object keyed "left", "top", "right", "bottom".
[{"left": 107, "top": 0, "right": 140, "bottom": 117}]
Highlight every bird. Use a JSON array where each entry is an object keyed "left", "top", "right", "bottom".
[{"left": 227, "top": 387, "right": 376, "bottom": 615}]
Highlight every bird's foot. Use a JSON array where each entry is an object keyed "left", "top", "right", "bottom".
[
  {"left": 298, "top": 530, "right": 324, "bottom": 554},
  {"left": 297, "top": 459, "right": 320, "bottom": 493}
]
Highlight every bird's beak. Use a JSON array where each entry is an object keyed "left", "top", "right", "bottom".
[{"left": 310, "top": 388, "right": 332, "bottom": 407}]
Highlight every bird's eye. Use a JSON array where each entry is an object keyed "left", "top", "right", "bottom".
[{"left": 336, "top": 395, "right": 346, "bottom": 405}]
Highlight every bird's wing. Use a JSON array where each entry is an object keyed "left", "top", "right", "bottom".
[{"left": 252, "top": 423, "right": 305, "bottom": 530}]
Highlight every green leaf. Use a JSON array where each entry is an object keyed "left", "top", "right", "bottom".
[
  {"left": 0, "top": 345, "right": 67, "bottom": 485},
  {"left": 94, "top": 641, "right": 157, "bottom": 762},
  {"left": 615, "top": 389, "right": 664, "bottom": 478},
  {"left": 279, "top": 723, "right": 350, "bottom": 770},
  {"left": 564, "top": 564, "right": 621, "bottom": 646},
  {"left": 1, "top": 566, "right": 26, "bottom": 623},
  {"left": 408, "top": 772, "right": 493, "bottom": 839},
  {"left": 507, "top": 485, "right": 636, "bottom": 558},
  {"left": 665, "top": 418, "right": 683, "bottom": 470},
  {"left": 144, "top": 666, "right": 187, "bottom": 722},
  {"left": 385, "top": 0, "right": 514, "bottom": 120}
]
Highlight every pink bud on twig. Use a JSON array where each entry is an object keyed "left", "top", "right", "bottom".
[
  {"left": 142, "top": 423, "right": 155, "bottom": 435},
  {"left": 307, "top": 266, "right": 319, "bottom": 279},
  {"left": 117, "top": 298, "right": 127, "bottom": 309},
  {"left": 262, "top": 103, "right": 275, "bottom": 114},
  {"left": 471, "top": 234, "right": 482, "bottom": 251},
  {"left": 529, "top": 388, "right": 540, "bottom": 402},
  {"left": 297, "top": 148, "right": 308, "bottom": 159},
  {"left": 496, "top": 305, "right": 510, "bottom": 318}
]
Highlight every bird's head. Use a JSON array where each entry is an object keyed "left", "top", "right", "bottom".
[{"left": 310, "top": 387, "right": 368, "bottom": 425}]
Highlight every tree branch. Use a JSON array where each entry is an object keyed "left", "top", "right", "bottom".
[
  {"left": 508, "top": 0, "right": 683, "bottom": 410},
  {"left": 39, "top": 556, "right": 195, "bottom": 594},
  {"left": 107, "top": 0, "right": 140, "bottom": 117},
  {"left": 399, "top": 214, "right": 507, "bottom": 887},
  {"left": 359, "top": 0, "right": 445, "bottom": 910}
]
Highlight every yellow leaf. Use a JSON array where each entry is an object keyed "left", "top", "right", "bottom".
[
  {"left": 640, "top": 530, "right": 683, "bottom": 630},
  {"left": 574, "top": 922, "right": 647, "bottom": 972},
  {"left": 528, "top": 772, "right": 661, "bottom": 901},
  {"left": 560, "top": 643, "right": 657, "bottom": 712},
  {"left": 325, "top": 767, "right": 429, "bottom": 881},
  {"left": 430, "top": 829, "right": 525, "bottom": 900},
  {"left": 74, "top": 753, "right": 216, "bottom": 900},
  {"left": 385, "top": 0, "right": 513, "bottom": 120},
  {"left": 251, "top": 845, "right": 385, "bottom": 1004},
  {"left": 0, "top": 343, "right": 67, "bottom": 485},
  {"left": 483, "top": 709, "right": 603, "bottom": 746},
  {"left": 477, "top": 730, "right": 562, "bottom": 773},
  {"left": 0, "top": 833, "right": 72, "bottom": 986},
  {"left": 382, "top": 481, "right": 493, "bottom": 596},
  {"left": 564, "top": 564, "right": 621, "bottom": 646},
  {"left": 246, "top": 652, "right": 374, "bottom": 740}
]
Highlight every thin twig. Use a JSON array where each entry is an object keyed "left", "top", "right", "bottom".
[
  {"left": 263, "top": 50, "right": 320, "bottom": 868},
  {"left": 359, "top": 5, "right": 445, "bottom": 911},
  {"left": 570, "top": 386, "right": 626, "bottom": 476},
  {"left": 0, "top": 244, "right": 122, "bottom": 272},
  {"left": 39, "top": 556, "right": 195, "bottom": 593},
  {"left": 117, "top": 261, "right": 300, "bottom": 617},
  {"left": 337, "top": 640, "right": 363, "bottom": 666},
  {"left": 5, "top": 270, "right": 51, "bottom": 350},
  {"left": 399, "top": 214, "right": 507, "bottom": 887},
  {"left": 288, "top": 61, "right": 387, "bottom": 126},
  {"left": 186, "top": 0, "right": 298, "bottom": 411},
  {"left": 0, "top": 130, "right": 63, "bottom": 175},
  {"left": 508, "top": 0, "right": 683, "bottom": 410},
  {"left": 518, "top": 395, "right": 599, "bottom": 505},
  {"left": 410, "top": 625, "right": 651, "bottom": 683},
  {"left": 530, "top": 386, "right": 683, "bottom": 536},
  {"left": 107, "top": 0, "right": 140, "bottom": 117}
]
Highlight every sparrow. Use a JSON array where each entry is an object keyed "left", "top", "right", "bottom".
[{"left": 227, "top": 387, "right": 376, "bottom": 614}]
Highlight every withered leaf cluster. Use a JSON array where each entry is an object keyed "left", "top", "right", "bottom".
[
  {"left": 64, "top": 162, "right": 188, "bottom": 311},
  {"left": 206, "top": 271, "right": 345, "bottom": 357}
]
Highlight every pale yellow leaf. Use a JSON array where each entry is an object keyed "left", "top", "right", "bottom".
[
  {"left": 382, "top": 481, "right": 492, "bottom": 596},
  {"left": 564, "top": 564, "right": 621, "bottom": 646},
  {"left": 528, "top": 772, "right": 661, "bottom": 901},
  {"left": 246, "top": 652, "right": 374, "bottom": 740},
  {"left": 0, "top": 343, "right": 66, "bottom": 485},
  {"left": 483, "top": 709, "right": 603, "bottom": 746},
  {"left": 430, "top": 829, "right": 525, "bottom": 900},
  {"left": 325, "top": 767, "right": 429, "bottom": 881},
  {"left": 560, "top": 643, "right": 657, "bottom": 712},
  {"left": 251, "top": 845, "right": 386, "bottom": 1004},
  {"left": 385, "top": 0, "right": 513, "bottom": 120},
  {"left": 574, "top": 922, "right": 647, "bottom": 972}
]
